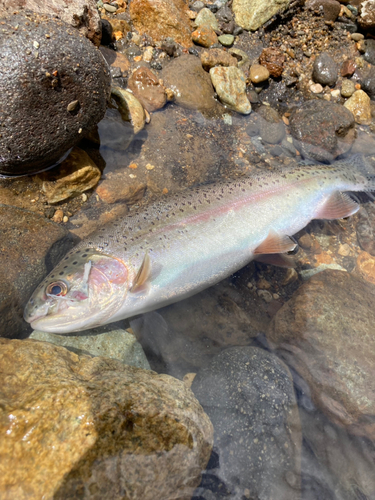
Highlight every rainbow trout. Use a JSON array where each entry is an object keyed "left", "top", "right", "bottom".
[{"left": 24, "top": 155, "right": 375, "bottom": 333}]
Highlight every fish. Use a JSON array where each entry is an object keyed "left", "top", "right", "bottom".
[{"left": 24, "top": 155, "right": 375, "bottom": 334}]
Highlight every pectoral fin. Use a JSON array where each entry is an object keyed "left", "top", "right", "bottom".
[
  {"left": 254, "top": 230, "right": 297, "bottom": 255},
  {"left": 316, "top": 192, "right": 359, "bottom": 220},
  {"left": 130, "top": 253, "right": 152, "bottom": 293},
  {"left": 255, "top": 254, "right": 296, "bottom": 268}
]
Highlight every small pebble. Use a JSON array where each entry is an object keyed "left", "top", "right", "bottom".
[
  {"left": 143, "top": 46, "right": 154, "bottom": 62},
  {"left": 103, "top": 3, "right": 117, "bottom": 11},
  {"left": 146, "top": 163, "right": 155, "bottom": 170},
  {"left": 341, "top": 78, "right": 356, "bottom": 98},
  {"left": 81, "top": 193, "right": 88, "bottom": 202},
  {"left": 351, "top": 33, "right": 364, "bottom": 41},
  {"left": 310, "top": 83, "right": 323, "bottom": 93},
  {"left": 218, "top": 34, "right": 234, "bottom": 47},
  {"left": 63, "top": 216, "right": 69, "bottom": 223},
  {"left": 33, "top": 40, "right": 39, "bottom": 49},
  {"left": 249, "top": 64, "right": 270, "bottom": 84}
]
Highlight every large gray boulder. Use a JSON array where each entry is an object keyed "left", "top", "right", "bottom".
[{"left": 0, "top": 11, "right": 110, "bottom": 176}]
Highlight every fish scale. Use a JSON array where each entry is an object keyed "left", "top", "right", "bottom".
[{"left": 25, "top": 155, "right": 375, "bottom": 333}]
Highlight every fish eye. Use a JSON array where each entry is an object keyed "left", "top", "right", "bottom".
[{"left": 46, "top": 281, "right": 68, "bottom": 296}]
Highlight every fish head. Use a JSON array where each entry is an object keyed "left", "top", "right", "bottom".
[{"left": 24, "top": 248, "right": 129, "bottom": 333}]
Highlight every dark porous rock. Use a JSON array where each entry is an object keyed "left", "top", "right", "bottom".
[
  {"left": 257, "top": 105, "right": 286, "bottom": 144},
  {"left": 0, "top": 338, "right": 213, "bottom": 500},
  {"left": 363, "top": 39, "right": 375, "bottom": 66},
  {"left": 192, "top": 347, "right": 302, "bottom": 500},
  {"left": 0, "top": 0, "right": 102, "bottom": 45},
  {"left": 306, "top": 0, "right": 341, "bottom": 22},
  {"left": 0, "top": 11, "right": 110, "bottom": 176},
  {"left": 259, "top": 47, "right": 285, "bottom": 78},
  {"left": 215, "top": 5, "right": 233, "bottom": 23},
  {"left": 0, "top": 205, "right": 77, "bottom": 339},
  {"left": 161, "top": 54, "right": 216, "bottom": 110},
  {"left": 289, "top": 99, "right": 355, "bottom": 162},
  {"left": 127, "top": 66, "right": 167, "bottom": 112},
  {"left": 267, "top": 270, "right": 375, "bottom": 441},
  {"left": 300, "top": 406, "right": 375, "bottom": 500},
  {"left": 312, "top": 52, "right": 338, "bottom": 87},
  {"left": 356, "top": 64, "right": 375, "bottom": 100}
]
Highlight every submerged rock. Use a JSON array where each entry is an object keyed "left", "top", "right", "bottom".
[
  {"left": 192, "top": 347, "right": 301, "bottom": 500},
  {"left": 312, "top": 52, "right": 339, "bottom": 87},
  {"left": 257, "top": 105, "right": 286, "bottom": 144},
  {"left": 289, "top": 99, "right": 355, "bottom": 162},
  {"left": 39, "top": 148, "right": 101, "bottom": 204},
  {"left": 0, "top": 206, "right": 76, "bottom": 339},
  {"left": 0, "top": 11, "right": 110, "bottom": 176},
  {"left": 200, "top": 48, "right": 238, "bottom": 71},
  {"left": 0, "top": 338, "right": 213, "bottom": 500},
  {"left": 210, "top": 66, "right": 251, "bottom": 114},
  {"left": 232, "top": 0, "right": 290, "bottom": 31},
  {"left": 127, "top": 67, "right": 167, "bottom": 113},
  {"left": 30, "top": 326, "right": 151, "bottom": 369},
  {"left": 129, "top": 0, "right": 192, "bottom": 48},
  {"left": 111, "top": 87, "right": 146, "bottom": 135},
  {"left": 267, "top": 270, "right": 375, "bottom": 441},
  {"left": 161, "top": 55, "right": 216, "bottom": 110}
]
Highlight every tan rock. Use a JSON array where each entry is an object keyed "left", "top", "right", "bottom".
[
  {"left": 210, "top": 66, "right": 251, "bottom": 114},
  {"left": 40, "top": 148, "right": 101, "bottom": 204},
  {"left": 0, "top": 338, "right": 213, "bottom": 500},
  {"left": 95, "top": 172, "right": 146, "bottom": 204},
  {"left": 249, "top": 63, "right": 270, "bottom": 83},
  {"left": 129, "top": 0, "right": 193, "bottom": 48},
  {"left": 344, "top": 89, "right": 372, "bottom": 125},
  {"left": 191, "top": 25, "right": 218, "bottom": 48},
  {"left": 128, "top": 67, "right": 167, "bottom": 112},
  {"left": 111, "top": 86, "right": 146, "bottom": 134},
  {"left": 267, "top": 270, "right": 375, "bottom": 440},
  {"left": 200, "top": 48, "right": 238, "bottom": 71}
]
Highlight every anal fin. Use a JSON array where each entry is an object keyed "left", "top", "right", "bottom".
[
  {"left": 254, "top": 230, "right": 297, "bottom": 255},
  {"left": 316, "top": 192, "right": 359, "bottom": 220},
  {"left": 255, "top": 254, "right": 296, "bottom": 268}
]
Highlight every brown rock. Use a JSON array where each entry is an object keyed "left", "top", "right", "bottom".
[
  {"left": 306, "top": 0, "right": 341, "bottom": 22},
  {"left": 267, "top": 270, "right": 375, "bottom": 440},
  {"left": 99, "top": 46, "right": 131, "bottom": 74},
  {"left": 354, "top": 250, "right": 375, "bottom": 284},
  {"left": 0, "top": 0, "right": 101, "bottom": 45},
  {"left": 161, "top": 55, "right": 216, "bottom": 110},
  {"left": 341, "top": 59, "right": 357, "bottom": 77},
  {"left": 95, "top": 172, "right": 146, "bottom": 204},
  {"left": 129, "top": 0, "right": 193, "bottom": 48},
  {"left": 200, "top": 48, "right": 238, "bottom": 71},
  {"left": 0, "top": 206, "right": 76, "bottom": 339},
  {"left": 191, "top": 25, "right": 218, "bottom": 48},
  {"left": 40, "top": 148, "right": 101, "bottom": 204},
  {"left": 358, "top": 0, "right": 375, "bottom": 30},
  {"left": 128, "top": 67, "right": 167, "bottom": 112},
  {"left": 259, "top": 47, "right": 285, "bottom": 78},
  {"left": 0, "top": 338, "right": 213, "bottom": 500}
]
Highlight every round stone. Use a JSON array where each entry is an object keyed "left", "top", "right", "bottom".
[
  {"left": 249, "top": 64, "right": 270, "bottom": 83},
  {"left": 218, "top": 34, "right": 235, "bottom": 47},
  {"left": 341, "top": 79, "right": 356, "bottom": 98}
]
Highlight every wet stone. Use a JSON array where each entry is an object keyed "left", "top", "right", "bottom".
[
  {"left": 363, "top": 39, "right": 375, "bottom": 66},
  {"left": 267, "top": 270, "right": 375, "bottom": 441},
  {"left": 218, "top": 34, "right": 234, "bottom": 47},
  {"left": 127, "top": 67, "right": 167, "bottom": 112},
  {"left": 110, "top": 87, "right": 146, "bottom": 134},
  {"left": 0, "top": 338, "right": 213, "bottom": 500},
  {"left": 356, "top": 64, "right": 375, "bottom": 100},
  {"left": 257, "top": 105, "right": 286, "bottom": 144},
  {"left": 249, "top": 64, "right": 270, "bottom": 83},
  {"left": 306, "top": 0, "right": 341, "bottom": 22},
  {"left": 191, "top": 347, "right": 301, "bottom": 500},
  {"left": 312, "top": 52, "right": 338, "bottom": 87},
  {"left": 161, "top": 54, "right": 216, "bottom": 110},
  {"left": 0, "top": 206, "right": 76, "bottom": 339},
  {"left": 216, "top": 5, "right": 233, "bottom": 23},
  {"left": 232, "top": 0, "right": 290, "bottom": 31},
  {"left": 344, "top": 89, "right": 372, "bottom": 125},
  {"left": 39, "top": 148, "right": 101, "bottom": 204},
  {"left": 358, "top": 0, "right": 375, "bottom": 30},
  {"left": 30, "top": 326, "right": 151, "bottom": 369},
  {"left": 289, "top": 99, "right": 355, "bottom": 162},
  {"left": 341, "top": 59, "right": 356, "bottom": 77},
  {"left": 210, "top": 66, "right": 251, "bottom": 114}
]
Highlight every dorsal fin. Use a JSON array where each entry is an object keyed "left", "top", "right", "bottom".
[
  {"left": 130, "top": 253, "right": 151, "bottom": 293},
  {"left": 316, "top": 192, "right": 359, "bottom": 220},
  {"left": 254, "top": 230, "right": 297, "bottom": 255}
]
